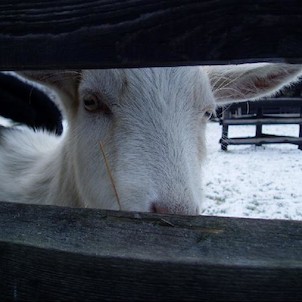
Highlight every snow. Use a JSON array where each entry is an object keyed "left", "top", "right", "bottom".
[{"left": 202, "top": 121, "right": 302, "bottom": 220}]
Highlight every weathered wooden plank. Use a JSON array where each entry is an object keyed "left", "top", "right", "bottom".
[
  {"left": 1, "top": 0, "right": 302, "bottom": 70},
  {"left": 223, "top": 136, "right": 302, "bottom": 145},
  {"left": 0, "top": 201, "right": 302, "bottom": 301},
  {"left": 222, "top": 117, "right": 302, "bottom": 125},
  {"left": 228, "top": 98, "right": 302, "bottom": 112}
]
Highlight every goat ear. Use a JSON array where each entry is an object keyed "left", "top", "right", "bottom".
[
  {"left": 17, "top": 70, "right": 81, "bottom": 113},
  {"left": 205, "top": 63, "right": 302, "bottom": 105}
]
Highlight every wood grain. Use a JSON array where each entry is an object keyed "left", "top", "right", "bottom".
[
  {"left": 0, "top": 201, "right": 302, "bottom": 301},
  {"left": 0, "top": 0, "right": 302, "bottom": 69}
]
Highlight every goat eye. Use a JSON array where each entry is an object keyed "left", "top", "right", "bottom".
[
  {"left": 83, "top": 96, "right": 112, "bottom": 115},
  {"left": 204, "top": 109, "right": 216, "bottom": 121},
  {"left": 205, "top": 111, "right": 213, "bottom": 119}
]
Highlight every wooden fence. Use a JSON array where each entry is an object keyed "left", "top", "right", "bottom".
[
  {"left": 1, "top": 1, "right": 302, "bottom": 301},
  {"left": 219, "top": 97, "right": 302, "bottom": 150}
]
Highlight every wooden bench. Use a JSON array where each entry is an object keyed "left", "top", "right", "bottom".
[
  {"left": 1, "top": 1, "right": 302, "bottom": 301},
  {"left": 220, "top": 97, "right": 302, "bottom": 150}
]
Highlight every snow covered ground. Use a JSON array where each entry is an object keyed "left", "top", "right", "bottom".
[{"left": 202, "top": 121, "right": 302, "bottom": 220}]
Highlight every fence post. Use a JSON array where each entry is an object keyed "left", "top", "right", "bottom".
[
  {"left": 299, "top": 106, "right": 302, "bottom": 150},
  {"left": 255, "top": 107, "right": 263, "bottom": 146},
  {"left": 220, "top": 108, "right": 231, "bottom": 151}
]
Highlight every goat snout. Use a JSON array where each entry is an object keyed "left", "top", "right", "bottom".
[{"left": 150, "top": 202, "right": 200, "bottom": 215}]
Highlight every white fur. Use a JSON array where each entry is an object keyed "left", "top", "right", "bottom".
[{"left": 0, "top": 64, "right": 301, "bottom": 214}]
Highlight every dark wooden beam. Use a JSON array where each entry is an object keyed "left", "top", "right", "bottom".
[
  {"left": 223, "top": 136, "right": 302, "bottom": 145},
  {"left": 1, "top": 0, "right": 302, "bottom": 70},
  {"left": 222, "top": 117, "right": 302, "bottom": 125},
  {"left": 1, "top": 201, "right": 302, "bottom": 301}
]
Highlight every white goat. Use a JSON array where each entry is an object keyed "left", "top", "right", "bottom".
[{"left": 0, "top": 64, "right": 301, "bottom": 214}]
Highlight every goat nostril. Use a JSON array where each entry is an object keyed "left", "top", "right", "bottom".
[
  {"left": 150, "top": 203, "right": 169, "bottom": 214},
  {"left": 150, "top": 203, "right": 157, "bottom": 213}
]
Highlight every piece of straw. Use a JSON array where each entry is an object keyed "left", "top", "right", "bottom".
[{"left": 99, "top": 141, "right": 121, "bottom": 210}]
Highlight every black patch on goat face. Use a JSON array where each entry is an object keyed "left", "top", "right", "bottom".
[{"left": 0, "top": 73, "right": 63, "bottom": 135}]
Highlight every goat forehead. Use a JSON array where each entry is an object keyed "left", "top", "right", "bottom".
[{"left": 82, "top": 67, "right": 206, "bottom": 94}]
